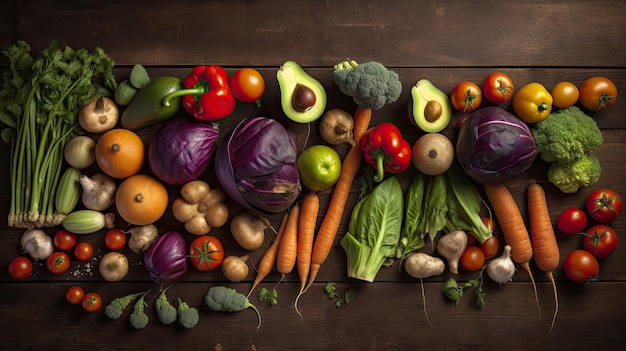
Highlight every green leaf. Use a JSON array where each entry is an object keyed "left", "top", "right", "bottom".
[
  {"left": 344, "top": 289, "right": 356, "bottom": 305},
  {"left": 398, "top": 173, "right": 427, "bottom": 258},
  {"left": 257, "top": 288, "right": 278, "bottom": 306}
]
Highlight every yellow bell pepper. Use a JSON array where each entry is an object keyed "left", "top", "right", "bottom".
[{"left": 512, "top": 82, "right": 553, "bottom": 123}]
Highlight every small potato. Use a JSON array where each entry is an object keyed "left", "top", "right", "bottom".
[
  {"left": 404, "top": 252, "right": 445, "bottom": 279},
  {"left": 230, "top": 212, "right": 273, "bottom": 250},
  {"left": 222, "top": 255, "right": 250, "bottom": 282}
]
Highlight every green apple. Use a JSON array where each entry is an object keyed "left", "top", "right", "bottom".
[{"left": 297, "top": 145, "right": 342, "bottom": 191}]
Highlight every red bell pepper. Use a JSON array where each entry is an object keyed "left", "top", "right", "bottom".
[
  {"left": 360, "top": 122, "right": 411, "bottom": 182},
  {"left": 164, "top": 65, "right": 236, "bottom": 121}
]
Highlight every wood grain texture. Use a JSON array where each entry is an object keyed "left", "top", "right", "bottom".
[{"left": 0, "top": 1, "right": 625, "bottom": 350}]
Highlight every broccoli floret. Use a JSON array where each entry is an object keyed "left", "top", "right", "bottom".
[
  {"left": 177, "top": 298, "right": 199, "bottom": 329},
  {"left": 531, "top": 106, "right": 603, "bottom": 164},
  {"left": 155, "top": 285, "right": 177, "bottom": 325},
  {"left": 129, "top": 290, "right": 151, "bottom": 330},
  {"left": 205, "top": 285, "right": 262, "bottom": 330},
  {"left": 547, "top": 155, "right": 601, "bottom": 193},
  {"left": 104, "top": 291, "right": 147, "bottom": 321},
  {"left": 332, "top": 60, "right": 402, "bottom": 110}
]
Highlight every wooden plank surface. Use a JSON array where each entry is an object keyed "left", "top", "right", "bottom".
[{"left": 1, "top": 1, "right": 625, "bottom": 350}]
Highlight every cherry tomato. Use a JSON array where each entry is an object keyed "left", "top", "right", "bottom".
[
  {"left": 8, "top": 256, "right": 33, "bottom": 280},
  {"left": 230, "top": 68, "right": 265, "bottom": 102},
  {"left": 557, "top": 207, "right": 588, "bottom": 235},
  {"left": 582, "top": 224, "right": 619, "bottom": 259},
  {"left": 81, "top": 292, "right": 102, "bottom": 312},
  {"left": 482, "top": 72, "right": 515, "bottom": 104},
  {"left": 460, "top": 246, "right": 485, "bottom": 272},
  {"left": 579, "top": 76, "right": 617, "bottom": 111},
  {"left": 188, "top": 235, "right": 224, "bottom": 272},
  {"left": 585, "top": 189, "right": 622, "bottom": 223},
  {"left": 54, "top": 229, "right": 77, "bottom": 251},
  {"left": 46, "top": 252, "right": 70, "bottom": 275},
  {"left": 551, "top": 81, "right": 579, "bottom": 109},
  {"left": 465, "top": 231, "right": 476, "bottom": 245},
  {"left": 450, "top": 81, "right": 482, "bottom": 112},
  {"left": 66, "top": 285, "right": 85, "bottom": 305},
  {"left": 74, "top": 242, "right": 94, "bottom": 261},
  {"left": 479, "top": 235, "right": 499, "bottom": 259},
  {"left": 563, "top": 249, "right": 599, "bottom": 283},
  {"left": 104, "top": 229, "right": 127, "bottom": 251}
]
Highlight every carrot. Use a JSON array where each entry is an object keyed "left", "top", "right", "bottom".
[
  {"left": 305, "top": 106, "right": 372, "bottom": 291},
  {"left": 483, "top": 182, "right": 540, "bottom": 317},
  {"left": 247, "top": 212, "right": 289, "bottom": 298},
  {"left": 527, "top": 182, "right": 560, "bottom": 331},
  {"left": 276, "top": 204, "right": 300, "bottom": 276},
  {"left": 293, "top": 193, "right": 320, "bottom": 319}
]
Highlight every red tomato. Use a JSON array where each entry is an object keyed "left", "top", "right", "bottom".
[
  {"left": 450, "top": 81, "right": 483, "bottom": 112},
  {"left": 563, "top": 249, "right": 600, "bottom": 284},
  {"left": 579, "top": 76, "right": 617, "bottom": 111},
  {"left": 74, "top": 242, "right": 94, "bottom": 261},
  {"left": 465, "top": 231, "right": 476, "bottom": 245},
  {"left": 557, "top": 207, "right": 588, "bottom": 235},
  {"left": 81, "top": 292, "right": 102, "bottom": 312},
  {"left": 104, "top": 229, "right": 127, "bottom": 251},
  {"left": 460, "top": 246, "right": 485, "bottom": 272},
  {"left": 46, "top": 252, "right": 70, "bottom": 275},
  {"left": 585, "top": 189, "right": 622, "bottom": 223},
  {"left": 230, "top": 68, "right": 265, "bottom": 102},
  {"left": 8, "top": 256, "right": 33, "bottom": 280},
  {"left": 482, "top": 72, "right": 515, "bottom": 104},
  {"left": 54, "top": 229, "right": 77, "bottom": 251},
  {"left": 66, "top": 285, "right": 85, "bottom": 305},
  {"left": 479, "top": 235, "right": 499, "bottom": 259},
  {"left": 188, "top": 235, "right": 224, "bottom": 272},
  {"left": 583, "top": 224, "right": 619, "bottom": 259}
]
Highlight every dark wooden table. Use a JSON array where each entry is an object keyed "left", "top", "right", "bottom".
[{"left": 1, "top": 1, "right": 625, "bottom": 350}]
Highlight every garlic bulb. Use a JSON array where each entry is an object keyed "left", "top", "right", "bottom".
[
  {"left": 21, "top": 229, "right": 54, "bottom": 261},
  {"left": 80, "top": 173, "right": 116, "bottom": 211},
  {"left": 487, "top": 244, "right": 516, "bottom": 284}
]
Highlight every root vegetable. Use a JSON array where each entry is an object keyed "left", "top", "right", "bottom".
[
  {"left": 403, "top": 252, "right": 445, "bottom": 328},
  {"left": 64, "top": 136, "right": 96, "bottom": 169},
  {"left": 78, "top": 96, "right": 119, "bottom": 133},
  {"left": 99, "top": 252, "right": 129, "bottom": 282},
  {"left": 222, "top": 255, "right": 250, "bottom": 282},
  {"left": 319, "top": 108, "right": 355, "bottom": 146},
  {"left": 436, "top": 229, "right": 468, "bottom": 274},
  {"left": 128, "top": 224, "right": 159, "bottom": 254},
  {"left": 79, "top": 173, "right": 116, "bottom": 211},
  {"left": 172, "top": 180, "right": 229, "bottom": 236},
  {"left": 486, "top": 245, "right": 516, "bottom": 284},
  {"left": 230, "top": 211, "right": 274, "bottom": 250},
  {"left": 21, "top": 229, "right": 54, "bottom": 261},
  {"left": 411, "top": 132, "right": 454, "bottom": 176}
]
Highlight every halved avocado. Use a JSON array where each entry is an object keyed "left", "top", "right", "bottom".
[
  {"left": 277, "top": 61, "right": 327, "bottom": 123},
  {"left": 409, "top": 79, "right": 452, "bottom": 133}
]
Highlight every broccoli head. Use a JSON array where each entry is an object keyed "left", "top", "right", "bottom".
[
  {"left": 104, "top": 291, "right": 147, "bottom": 321},
  {"left": 155, "top": 285, "right": 177, "bottom": 325},
  {"left": 531, "top": 106, "right": 603, "bottom": 164},
  {"left": 177, "top": 298, "right": 199, "bottom": 329},
  {"left": 332, "top": 60, "right": 402, "bottom": 110},
  {"left": 205, "top": 285, "right": 262, "bottom": 330},
  {"left": 129, "top": 290, "right": 150, "bottom": 330},
  {"left": 547, "top": 154, "right": 601, "bottom": 193}
]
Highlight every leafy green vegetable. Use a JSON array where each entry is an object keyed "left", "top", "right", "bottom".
[
  {"left": 0, "top": 40, "right": 116, "bottom": 228},
  {"left": 420, "top": 174, "right": 448, "bottom": 243},
  {"left": 257, "top": 287, "right": 278, "bottom": 306},
  {"left": 340, "top": 176, "right": 403, "bottom": 282},
  {"left": 441, "top": 267, "right": 486, "bottom": 309},
  {"left": 397, "top": 172, "right": 427, "bottom": 258}
]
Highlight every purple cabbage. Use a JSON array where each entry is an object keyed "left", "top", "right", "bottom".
[
  {"left": 215, "top": 117, "right": 301, "bottom": 213},
  {"left": 148, "top": 117, "right": 219, "bottom": 185},
  {"left": 456, "top": 107, "right": 537, "bottom": 183},
  {"left": 144, "top": 230, "right": 188, "bottom": 285}
]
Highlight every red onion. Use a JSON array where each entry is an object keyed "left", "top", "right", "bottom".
[{"left": 144, "top": 230, "right": 188, "bottom": 285}]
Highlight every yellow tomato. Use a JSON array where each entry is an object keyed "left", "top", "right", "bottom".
[{"left": 551, "top": 81, "right": 579, "bottom": 109}]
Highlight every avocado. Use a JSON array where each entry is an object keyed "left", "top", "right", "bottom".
[
  {"left": 277, "top": 61, "right": 327, "bottom": 123},
  {"left": 409, "top": 79, "right": 452, "bottom": 133},
  {"left": 121, "top": 76, "right": 182, "bottom": 130}
]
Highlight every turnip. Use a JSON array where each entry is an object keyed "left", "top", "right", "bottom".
[
  {"left": 222, "top": 255, "right": 250, "bottom": 282},
  {"left": 436, "top": 229, "right": 468, "bottom": 274},
  {"left": 403, "top": 252, "right": 445, "bottom": 327},
  {"left": 230, "top": 212, "right": 275, "bottom": 251},
  {"left": 319, "top": 108, "right": 355, "bottom": 146},
  {"left": 99, "top": 252, "right": 129, "bottom": 282},
  {"left": 411, "top": 132, "right": 454, "bottom": 176}
]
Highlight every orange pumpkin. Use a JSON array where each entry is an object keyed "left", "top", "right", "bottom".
[
  {"left": 95, "top": 128, "right": 145, "bottom": 179},
  {"left": 116, "top": 174, "right": 168, "bottom": 225}
]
